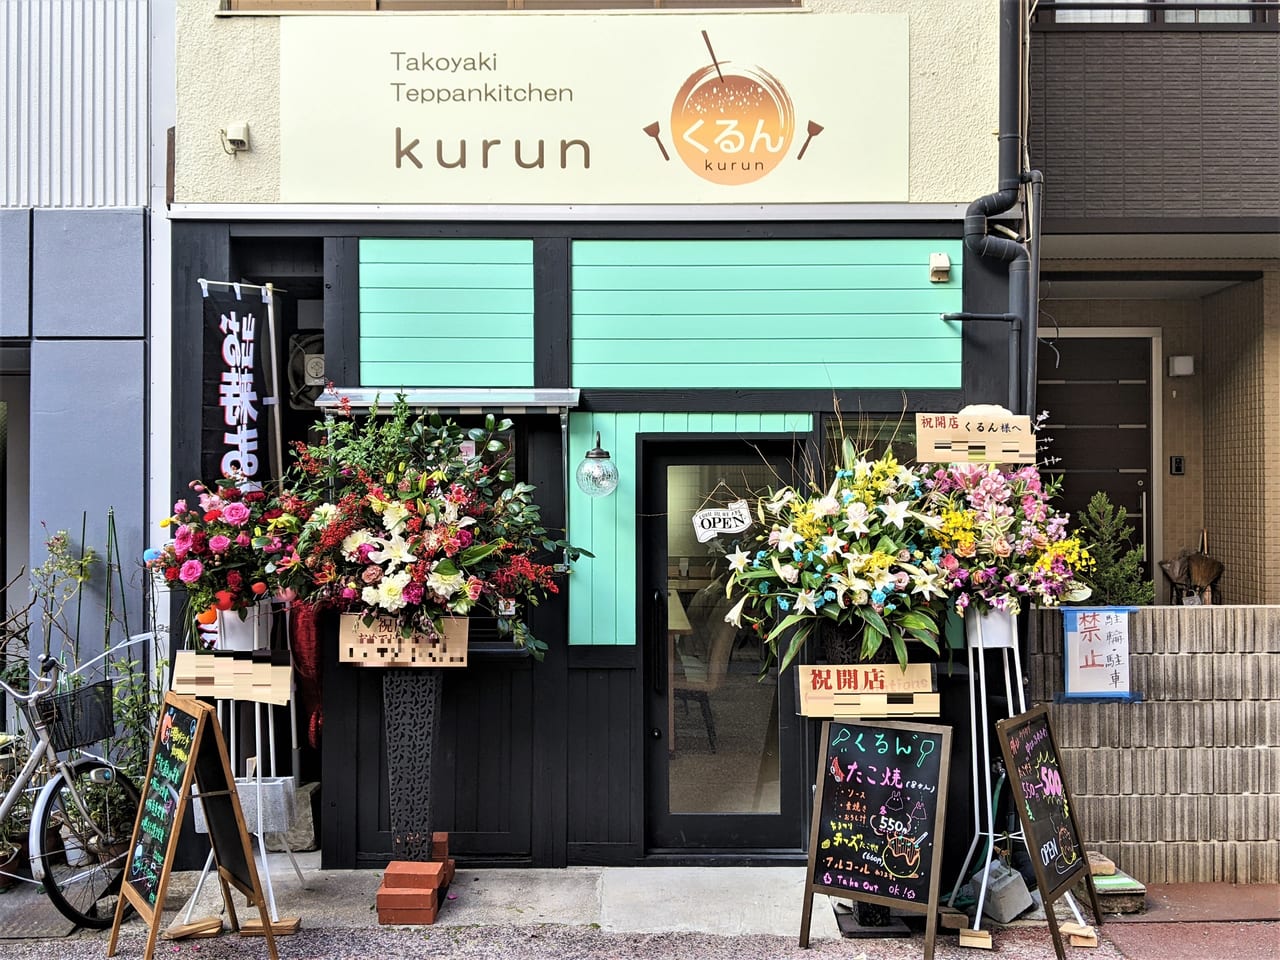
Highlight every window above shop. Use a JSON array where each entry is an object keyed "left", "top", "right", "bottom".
[
  {"left": 1033, "top": 0, "right": 1277, "bottom": 26},
  {"left": 221, "top": 0, "right": 801, "bottom": 12}
]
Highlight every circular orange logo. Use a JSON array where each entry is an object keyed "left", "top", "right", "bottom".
[{"left": 670, "top": 63, "right": 795, "bottom": 185}]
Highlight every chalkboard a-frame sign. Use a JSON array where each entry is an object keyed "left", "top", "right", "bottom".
[
  {"left": 799, "top": 719, "right": 951, "bottom": 960},
  {"left": 107, "top": 692, "right": 278, "bottom": 960},
  {"left": 996, "top": 705, "right": 1103, "bottom": 960}
]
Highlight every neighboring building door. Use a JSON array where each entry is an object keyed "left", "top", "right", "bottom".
[
  {"left": 1036, "top": 335, "right": 1154, "bottom": 578},
  {"left": 640, "top": 439, "right": 805, "bottom": 852}
]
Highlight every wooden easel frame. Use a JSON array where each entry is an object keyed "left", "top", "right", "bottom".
[
  {"left": 108, "top": 693, "right": 279, "bottom": 960},
  {"left": 799, "top": 719, "right": 952, "bottom": 960},
  {"left": 996, "top": 705, "right": 1104, "bottom": 960}
]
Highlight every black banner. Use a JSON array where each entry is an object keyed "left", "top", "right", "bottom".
[{"left": 201, "top": 285, "right": 272, "bottom": 483}]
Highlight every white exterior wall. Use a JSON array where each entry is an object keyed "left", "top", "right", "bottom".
[
  {"left": 1, "top": 0, "right": 150, "bottom": 208},
  {"left": 173, "top": 0, "right": 999, "bottom": 207}
]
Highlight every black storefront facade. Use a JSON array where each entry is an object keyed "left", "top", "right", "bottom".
[{"left": 170, "top": 4, "right": 1023, "bottom": 872}]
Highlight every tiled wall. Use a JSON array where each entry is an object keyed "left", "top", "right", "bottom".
[
  {"left": 1030, "top": 606, "right": 1280, "bottom": 883},
  {"left": 1202, "top": 278, "right": 1278, "bottom": 605}
]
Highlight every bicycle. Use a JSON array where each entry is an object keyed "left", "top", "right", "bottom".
[{"left": 0, "top": 638, "right": 144, "bottom": 929}]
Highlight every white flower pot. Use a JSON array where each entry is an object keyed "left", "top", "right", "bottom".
[
  {"left": 214, "top": 600, "right": 271, "bottom": 651},
  {"left": 964, "top": 607, "right": 1017, "bottom": 649}
]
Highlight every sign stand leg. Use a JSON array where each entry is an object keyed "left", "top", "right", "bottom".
[
  {"left": 798, "top": 890, "right": 814, "bottom": 948},
  {"left": 950, "top": 618, "right": 1028, "bottom": 944}
]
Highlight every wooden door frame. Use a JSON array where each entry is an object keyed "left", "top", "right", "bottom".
[{"left": 1039, "top": 327, "right": 1163, "bottom": 598}]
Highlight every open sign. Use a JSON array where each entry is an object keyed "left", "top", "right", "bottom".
[{"left": 691, "top": 499, "right": 752, "bottom": 543}]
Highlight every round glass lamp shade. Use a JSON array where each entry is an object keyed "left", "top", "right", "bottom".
[{"left": 575, "top": 433, "right": 620, "bottom": 498}]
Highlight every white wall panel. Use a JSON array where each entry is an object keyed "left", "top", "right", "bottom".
[{"left": 2, "top": 0, "right": 148, "bottom": 208}]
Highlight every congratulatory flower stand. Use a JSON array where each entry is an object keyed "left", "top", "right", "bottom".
[{"left": 265, "top": 395, "right": 586, "bottom": 920}]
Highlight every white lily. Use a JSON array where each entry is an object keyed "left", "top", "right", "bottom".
[
  {"left": 368, "top": 532, "right": 417, "bottom": 568},
  {"left": 812, "top": 496, "right": 840, "bottom": 519},
  {"left": 844, "top": 501, "right": 871, "bottom": 536},
  {"left": 795, "top": 589, "right": 818, "bottom": 615},
  {"left": 725, "top": 596, "right": 747, "bottom": 628},
  {"left": 819, "top": 534, "right": 847, "bottom": 558},
  {"left": 775, "top": 526, "right": 803, "bottom": 552},
  {"left": 880, "top": 498, "right": 910, "bottom": 529},
  {"left": 726, "top": 546, "right": 752, "bottom": 573}
]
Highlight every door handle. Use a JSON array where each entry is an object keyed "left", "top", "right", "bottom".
[
  {"left": 1139, "top": 489, "right": 1148, "bottom": 563},
  {"left": 651, "top": 588, "right": 666, "bottom": 696}
]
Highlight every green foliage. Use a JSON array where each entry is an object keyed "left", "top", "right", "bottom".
[
  {"left": 106, "top": 654, "right": 168, "bottom": 783},
  {"left": 1074, "top": 492, "right": 1154, "bottom": 606}
]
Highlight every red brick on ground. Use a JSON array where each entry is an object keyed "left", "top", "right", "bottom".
[
  {"left": 376, "top": 885, "right": 438, "bottom": 912},
  {"left": 431, "top": 832, "right": 448, "bottom": 860},
  {"left": 384, "top": 859, "right": 447, "bottom": 890},
  {"left": 377, "top": 904, "right": 439, "bottom": 926}
]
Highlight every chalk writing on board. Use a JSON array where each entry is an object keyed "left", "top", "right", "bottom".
[
  {"left": 129, "top": 703, "right": 197, "bottom": 906},
  {"left": 1004, "top": 714, "right": 1081, "bottom": 879},
  {"left": 813, "top": 722, "right": 944, "bottom": 905}
]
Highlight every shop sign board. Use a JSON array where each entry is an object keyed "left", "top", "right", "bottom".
[
  {"left": 691, "top": 499, "right": 751, "bottom": 542},
  {"left": 799, "top": 719, "right": 951, "bottom": 958},
  {"left": 796, "top": 663, "right": 937, "bottom": 718},
  {"left": 914, "top": 412, "right": 1035, "bottom": 464},
  {"left": 995, "top": 706, "right": 1104, "bottom": 959},
  {"left": 280, "top": 13, "right": 908, "bottom": 205},
  {"left": 1063, "top": 607, "right": 1135, "bottom": 699}
]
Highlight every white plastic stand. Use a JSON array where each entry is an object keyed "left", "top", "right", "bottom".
[
  {"left": 185, "top": 603, "right": 308, "bottom": 928},
  {"left": 948, "top": 609, "right": 1028, "bottom": 937}
]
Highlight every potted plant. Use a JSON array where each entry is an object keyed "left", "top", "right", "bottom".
[
  {"left": 724, "top": 438, "right": 949, "bottom": 672},
  {"left": 921, "top": 461, "right": 1092, "bottom": 646},
  {"left": 1073, "top": 491, "right": 1154, "bottom": 606}
]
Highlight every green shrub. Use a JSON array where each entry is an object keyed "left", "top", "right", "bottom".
[{"left": 1074, "top": 492, "right": 1154, "bottom": 606}]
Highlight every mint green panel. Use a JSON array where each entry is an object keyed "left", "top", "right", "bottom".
[
  {"left": 567, "top": 411, "right": 813, "bottom": 647},
  {"left": 573, "top": 238, "right": 957, "bottom": 267},
  {"left": 359, "top": 238, "right": 534, "bottom": 387},
  {"left": 571, "top": 239, "right": 963, "bottom": 390}
]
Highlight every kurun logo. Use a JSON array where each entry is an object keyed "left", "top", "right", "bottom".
[{"left": 643, "top": 30, "right": 823, "bottom": 186}]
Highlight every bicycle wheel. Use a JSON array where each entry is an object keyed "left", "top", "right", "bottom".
[{"left": 32, "top": 761, "right": 140, "bottom": 929}]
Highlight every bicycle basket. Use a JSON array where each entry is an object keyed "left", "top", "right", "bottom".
[{"left": 30, "top": 680, "right": 115, "bottom": 752}]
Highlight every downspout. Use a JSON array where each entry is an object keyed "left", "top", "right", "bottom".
[
  {"left": 956, "top": 0, "right": 1030, "bottom": 414},
  {"left": 1024, "top": 169, "right": 1044, "bottom": 417}
]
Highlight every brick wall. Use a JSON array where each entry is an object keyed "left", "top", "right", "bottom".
[{"left": 1030, "top": 606, "right": 1280, "bottom": 883}]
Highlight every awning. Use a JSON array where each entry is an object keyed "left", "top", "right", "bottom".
[{"left": 315, "top": 387, "right": 580, "bottom": 415}]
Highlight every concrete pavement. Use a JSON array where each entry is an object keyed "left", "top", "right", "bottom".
[{"left": 0, "top": 851, "right": 1275, "bottom": 959}]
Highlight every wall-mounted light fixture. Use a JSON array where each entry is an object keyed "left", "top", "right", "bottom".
[
  {"left": 1167, "top": 355, "right": 1195, "bottom": 377},
  {"left": 220, "top": 121, "right": 251, "bottom": 155},
  {"left": 929, "top": 252, "right": 952, "bottom": 283},
  {"left": 575, "top": 431, "right": 619, "bottom": 497}
]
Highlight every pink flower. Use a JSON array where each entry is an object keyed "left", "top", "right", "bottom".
[
  {"left": 221, "top": 501, "right": 251, "bottom": 526},
  {"left": 173, "top": 525, "right": 194, "bottom": 559},
  {"left": 340, "top": 585, "right": 360, "bottom": 601},
  {"left": 235, "top": 532, "right": 251, "bottom": 547},
  {"left": 179, "top": 559, "right": 204, "bottom": 584},
  {"left": 466, "top": 577, "right": 484, "bottom": 601},
  {"left": 402, "top": 581, "right": 425, "bottom": 605},
  {"left": 208, "top": 535, "right": 231, "bottom": 554},
  {"left": 172, "top": 499, "right": 188, "bottom": 515}
]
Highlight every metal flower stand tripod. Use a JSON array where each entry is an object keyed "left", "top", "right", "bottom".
[{"left": 948, "top": 611, "right": 1091, "bottom": 948}]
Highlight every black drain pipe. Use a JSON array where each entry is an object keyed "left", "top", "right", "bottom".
[{"left": 941, "top": 0, "right": 1030, "bottom": 415}]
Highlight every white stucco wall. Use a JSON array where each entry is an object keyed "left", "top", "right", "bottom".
[{"left": 174, "top": 0, "right": 998, "bottom": 206}]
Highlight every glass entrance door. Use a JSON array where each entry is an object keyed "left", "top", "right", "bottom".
[{"left": 642, "top": 440, "right": 804, "bottom": 851}]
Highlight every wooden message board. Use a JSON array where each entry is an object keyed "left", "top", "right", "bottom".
[
  {"left": 108, "top": 692, "right": 278, "bottom": 960},
  {"left": 996, "top": 706, "right": 1103, "bottom": 960},
  {"left": 799, "top": 719, "right": 951, "bottom": 960}
]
